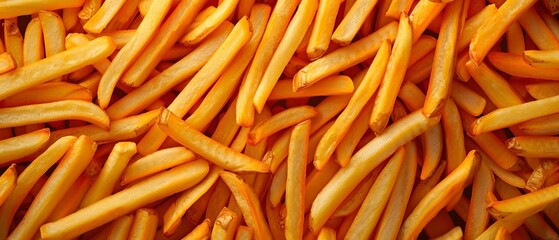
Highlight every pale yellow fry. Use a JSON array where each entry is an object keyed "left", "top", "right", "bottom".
[
  {"left": 39, "top": 11, "right": 66, "bottom": 60},
  {"left": 469, "top": 0, "right": 538, "bottom": 64},
  {"left": 0, "top": 136, "right": 75, "bottom": 239},
  {"left": 285, "top": 120, "right": 310, "bottom": 240},
  {"left": 0, "top": 164, "right": 17, "bottom": 206},
  {"left": 249, "top": 106, "right": 317, "bottom": 145},
  {"left": 211, "top": 207, "right": 241, "bottom": 240},
  {"left": 107, "top": 214, "right": 134, "bottom": 240},
  {"left": 83, "top": 0, "right": 127, "bottom": 34},
  {"left": 293, "top": 22, "right": 397, "bottom": 91},
  {"left": 158, "top": 109, "right": 269, "bottom": 172},
  {"left": 180, "top": 0, "right": 240, "bottom": 45},
  {"left": 40, "top": 160, "right": 209, "bottom": 239},
  {"left": 314, "top": 41, "right": 390, "bottom": 170},
  {"left": 129, "top": 208, "right": 158, "bottom": 240},
  {"left": 0, "top": 0, "right": 85, "bottom": 19},
  {"left": 50, "top": 109, "right": 161, "bottom": 145},
  {"left": 0, "top": 36, "right": 115, "bottom": 100},
  {"left": 0, "top": 128, "right": 50, "bottom": 166},
  {"left": 220, "top": 171, "right": 273, "bottom": 240},
  {"left": 309, "top": 110, "right": 439, "bottom": 232},
  {"left": 306, "top": 0, "right": 341, "bottom": 60},
  {"left": 0, "top": 100, "right": 109, "bottom": 129},
  {"left": 121, "top": 0, "right": 210, "bottom": 86},
  {"left": 8, "top": 135, "right": 97, "bottom": 240},
  {"left": 252, "top": 0, "right": 317, "bottom": 113},
  {"left": 80, "top": 142, "right": 136, "bottom": 208},
  {"left": 4, "top": 18, "right": 24, "bottom": 68},
  {"left": 464, "top": 161, "right": 494, "bottom": 240},
  {"left": 370, "top": 13, "right": 412, "bottom": 134},
  {"left": 398, "top": 150, "right": 480, "bottom": 240},
  {"left": 97, "top": 0, "right": 172, "bottom": 109},
  {"left": 469, "top": 94, "right": 559, "bottom": 135},
  {"left": 121, "top": 147, "right": 195, "bottom": 186},
  {"left": 164, "top": 166, "right": 220, "bottom": 236},
  {"left": 331, "top": 0, "right": 379, "bottom": 46}
]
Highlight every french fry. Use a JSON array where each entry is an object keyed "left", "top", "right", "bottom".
[
  {"left": 431, "top": 226, "right": 463, "bottom": 240},
  {"left": 0, "top": 82, "right": 92, "bottom": 108},
  {"left": 409, "top": 0, "right": 447, "bottom": 42},
  {"left": 180, "top": 0, "right": 240, "bottom": 45},
  {"left": 8, "top": 135, "right": 97, "bottom": 240},
  {"left": 182, "top": 219, "right": 211, "bottom": 240},
  {"left": 40, "top": 159, "right": 209, "bottom": 240},
  {"left": 104, "top": 0, "right": 141, "bottom": 31},
  {"left": 80, "top": 142, "right": 136, "bottom": 208},
  {"left": 407, "top": 36, "right": 437, "bottom": 67},
  {"left": 0, "top": 100, "right": 109, "bottom": 129},
  {"left": 3, "top": 18, "right": 24, "bottom": 68},
  {"left": 79, "top": 0, "right": 103, "bottom": 24},
  {"left": 309, "top": 110, "right": 439, "bottom": 232},
  {"left": 268, "top": 75, "right": 353, "bottom": 101},
  {"left": 0, "top": 136, "right": 75, "bottom": 239},
  {"left": 331, "top": 0, "right": 379, "bottom": 46},
  {"left": 506, "top": 22, "right": 525, "bottom": 55},
  {"left": 39, "top": 11, "right": 66, "bottom": 66},
  {"left": 317, "top": 227, "right": 336, "bottom": 240},
  {"left": 398, "top": 150, "right": 480, "bottom": 240},
  {"left": 235, "top": 225, "right": 253, "bottom": 240},
  {"left": 83, "top": 0, "right": 127, "bottom": 34},
  {"left": 506, "top": 136, "right": 559, "bottom": 158},
  {"left": 488, "top": 52, "right": 559, "bottom": 81},
  {"left": 519, "top": 112, "right": 559, "bottom": 135},
  {"left": 62, "top": 7, "right": 80, "bottom": 31},
  {"left": 345, "top": 147, "right": 405, "bottom": 239},
  {"left": 48, "top": 174, "right": 92, "bottom": 221},
  {"left": 314, "top": 41, "right": 390, "bottom": 170},
  {"left": 129, "top": 208, "right": 159, "bottom": 240},
  {"left": 334, "top": 98, "right": 374, "bottom": 167},
  {"left": 0, "top": 52, "right": 16, "bottom": 75},
  {"left": 211, "top": 207, "right": 240, "bottom": 240},
  {"left": 304, "top": 161, "right": 339, "bottom": 213},
  {"left": 466, "top": 61, "right": 523, "bottom": 109},
  {"left": 292, "top": 22, "right": 398, "bottom": 91},
  {"left": 211, "top": 100, "right": 242, "bottom": 146},
  {"left": 331, "top": 166, "right": 380, "bottom": 218},
  {"left": 522, "top": 50, "right": 559, "bottom": 69},
  {"left": 450, "top": 80, "right": 487, "bottom": 116},
  {"left": 423, "top": 0, "right": 462, "bottom": 117},
  {"left": 469, "top": 0, "right": 537, "bottom": 64},
  {"left": 0, "top": 36, "right": 115, "bottom": 101},
  {"left": 404, "top": 51, "right": 434, "bottom": 84},
  {"left": 0, "top": 0, "right": 85, "bottom": 19},
  {"left": 0, "top": 164, "right": 17, "bottom": 207},
  {"left": 248, "top": 106, "right": 317, "bottom": 145},
  {"left": 0, "top": 128, "right": 50, "bottom": 166},
  {"left": 517, "top": 7, "right": 559, "bottom": 51},
  {"left": 220, "top": 171, "right": 273, "bottom": 240},
  {"left": 386, "top": 0, "right": 414, "bottom": 18},
  {"left": 441, "top": 99, "right": 467, "bottom": 174},
  {"left": 121, "top": 147, "right": 194, "bottom": 186},
  {"left": 269, "top": 161, "right": 287, "bottom": 207},
  {"left": 107, "top": 214, "right": 134, "bottom": 240},
  {"left": 306, "top": 0, "right": 341, "bottom": 60},
  {"left": 464, "top": 161, "right": 494, "bottom": 240},
  {"left": 158, "top": 109, "right": 269, "bottom": 172},
  {"left": 526, "top": 159, "right": 559, "bottom": 192},
  {"left": 97, "top": 0, "right": 172, "bottom": 109}
]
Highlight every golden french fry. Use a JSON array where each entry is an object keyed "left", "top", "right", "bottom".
[
  {"left": 332, "top": 166, "right": 380, "bottom": 218},
  {"left": 523, "top": 50, "right": 559, "bottom": 69},
  {"left": 409, "top": 0, "right": 447, "bottom": 42},
  {"left": 506, "top": 136, "right": 559, "bottom": 158},
  {"left": 0, "top": 128, "right": 50, "bottom": 166},
  {"left": 40, "top": 11, "right": 66, "bottom": 63},
  {"left": 0, "top": 52, "right": 17, "bottom": 75},
  {"left": 269, "top": 161, "right": 287, "bottom": 207},
  {"left": 526, "top": 159, "right": 559, "bottom": 192},
  {"left": 507, "top": 22, "right": 525, "bottom": 54},
  {"left": 317, "top": 227, "right": 336, "bottom": 240},
  {"left": 408, "top": 36, "right": 437, "bottom": 67},
  {"left": 450, "top": 80, "right": 487, "bottom": 116},
  {"left": 235, "top": 225, "right": 254, "bottom": 240},
  {"left": 268, "top": 75, "right": 353, "bottom": 101},
  {"left": 466, "top": 61, "right": 523, "bottom": 109},
  {"left": 182, "top": 219, "right": 211, "bottom": 240},
  {"left": 9, "top": 135, "right": 97, "bottom": 240},
  {"left": 489, "top": 52, "right": 559, "bottom": 81},
  {"left": 129, "top": 208, "right": 158, "bottom": 240},
  {"left": 386, "top": 0, "right": 414, "bottom": 18},
  {"left": 0, "top": 36, "right": 115, "bottom": 101},
  {"left": 83, "top": 0, "right": 127, "bottom": 34},
  {"left": 121, "top": 147, "right": 194, "bottom": 186},
  {"left": 211, "top": 207, "right": 240, "bottom": 240},
  {"left": 0, "top": 100, "right": 109, "bottom": 129},
  {"left": 180, "top": 0, "right": 241, "bottom": 45},
  {"left": 0, "top": 0, "right": 85, "bottom": 19},
  {"left": 331, "top": 0, "right": 379, "bottom": 46},
  {"left": 0, "top": 82, "right": 92, "bottom": 108},
  {"left": 517, "top": 7, "right": 559, "bottom": 51},
  {"left": 249, "top": 106, "right": 317, "bottom": 145},
  {"left": 464, "top": 161, "right": 494, "bottom": 240},
  {"left": 334, "top": 98, "right": 374, "bottom": 167},
  {"left": 431, "top": 226, "right": 463, "bottom": 240},
  {"left": 78, "top": 0, "right": 102, "bottom": 24},
  {"left": 107, "top": 214, "right": 134, "bottom": 240},
  {"left": 306, "top": 0, "right": 341, "bottom": 60},
  {"left": 48, "top": 174, "right": 92, "bottom": 221},
  {"left": 0, "top": 164, "right": 17, "bottom": 207},
  {"left": 441, "top": 99, "right": 467, "bottom": 174},
  {"left": 40, "top": 159, "right": 209, "bottom": 240},
  {"left": 3, "top": 18, "right": 24, "bottom": 68}
]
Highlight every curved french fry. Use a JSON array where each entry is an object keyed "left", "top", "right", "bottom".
[
  {"left": 121, "top": 147, "right": 194, "bottom": 186},
  {"left": 219, "top": 171, "right": 273, "bottom": 240},
  {"left": 0, "top": 100, "right": 109, "bottom": 129},
  {"left": 0, "top": 0, "right": 85, "bottom": 19},
  {"left": 464, "top": 161, "right": 494, "bottom": 240},
  {"left": 40, "top": 159, "right": 209, "bottom": 240},
  {"left": 0, "top": 164, "right": 17, "bottom": 207},
  {"left": 0, "top": 128, "right": 50, "bottom": 166},
  {"left": 441, "top": 99, "right": 467, "bottom": 174}
]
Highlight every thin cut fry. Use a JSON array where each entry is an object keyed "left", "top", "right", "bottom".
[
  {"left": 335, "top": 98, "right": 375, "bottom": 167},
  {"left": 0, "top": 128, "right": 50, "bottom": 166},
  {"left": 0, "top": 100, "right": 109, "bottom": 129},
  {"left": 331, "top": 0, "right": 379, "bottom": 46},
  {"left": 408, "top": 36, "right": 437, "bottom": 67},
  {"left": 0, "top": 164, "right": 17, "bottom": 206},
  {"left": 248, "top": 106, "right": 317, "bottom": 145},
  {"left": 332, "top": 165, "right": 380, "bottom": 218},
  {"left": 83, "top": 0, "right": 127, "bottom": 34},
  {"left": 40, "top": 160, "right": 209, "bottom": 240},
  {"left": 0, "top": 1, "right": 85, "bottom": 19}
]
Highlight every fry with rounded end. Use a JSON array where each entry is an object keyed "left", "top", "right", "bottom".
[
  {"left": 158, "top": 109, "right": 269, "bottom": 172},
  {"left": 450, "top": 80, "right": 486, "bottom": 116},
  {"left": 489, "top": 52, "right": 559, "bottom": 81},
  {"left": 432, "top": 226, "right": 463, "bottom": 240},
  {"left": 306, "top": 0, "right": 340, "bottom": 60},
  {"left": 441, "top": 99, "right": 466, "bottom": 174},
  {"left": 464, "top": 161, "right": 494, "bottom": 240},
  {"left": 0, "top": 100, "right": 108, "bottom": 130},
  {"left": 211, "top": 207, "right": 240, "bottom": 240},
  {"left": 107, "top": 214, "right": 133, "bottom": 240},
  {"left": 0, "top": 164, "right": 17, "bottom": 206},
  {"left": 466, "top": 61, "right": 523, "bottom": 108},
  {"left": 9, "top": 135, "right": 97, "bottom": 240},
  {"left": 317, "top": 227, "right": 336, "bottom": 240},
  {"left": 522, "top": 50, "right": 559, "bottom": 69},
  {"left": 0, "top": 0, "right": 85, "bottom": 19},
  {"left": 121, "top": 147, "right": 194, "bottom": 186},
  {"left": 183, "top": 219, "right": 211, "bottom": 240},
  {"left": 180, "top": 0, "right": 240, "bottom": 45},
  {"left": 309, "top": 110, "right": 439, "bottom": 232},
  {"left": 40, "top": 159, "right": 209, "bottom": 240},
  {"left": 331, "top": 0, "right": 379, "bottom": 46},
  {"left": 268, "top": 75, "right": 353, "bottom": 100},
  {"left": 0, "top": 128, "right": 50, "bottom": 166},
  {"left": 83, "top": 0, "right": 127, "bottom": 34},
  {"left": 129, "top": 208, "right": 158, "bottom": 240},
  {"left": 39, "top": 11, "right": 66, "bottom": 60},
  {"left": 248, "top": 106, "right": 317, "bottom": 146},
  {"left": 220, "top": 171, "right": 273, "bottom": 240},
  {"left": 3, "top": 18, "right": 24, "bottom": 68}
]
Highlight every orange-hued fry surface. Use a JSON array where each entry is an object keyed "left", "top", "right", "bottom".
[{"left": 0, "top": 1, "right": 557, "bottom": 239}]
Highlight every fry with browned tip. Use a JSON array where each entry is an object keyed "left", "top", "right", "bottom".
[{"left": 158, "top": 109, "right": 269, "bottom": 173}]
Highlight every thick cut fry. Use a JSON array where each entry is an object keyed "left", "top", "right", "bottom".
[
  {"left": 331, "top": 0, "right": 379, "bottom": 46},
  {"left": 0, "top": 164, "right": 17, "bottom": 207},
  {"left": 370, "top": 13, "right": 412, "bottom": 134},
  {"left": 158, "top": 109, "right": 268, "bottom": 172},
  {"left": 83, "top": 0, "right": 127, "bottom": 33},
  {"left": 315, "top": 41, "right": 390, "bottom": 169},
  {"left": 248, "top": 106, "right": 317, "bottom": 145},
  {"left": 466, "top": 61, "right": 523, "bottom": 108},
  {"left": 50, "top": 109, "right": 161, "bottom": 144},
  {"left": 211, "top": 207, "right": 240, "bottom": 240},
  {"left": 420, "top": 122, "right": 443, "bottom": 180},
  {"left": 268, "top": 75, "right": 353, "bottom": 100},
  {"left": 80, "top": 142, "right": 136, "bottom": 208},
  {"left": 293, "top": 22, "right": 398, "bottom": 91},
  {"left": 40, "top": 160, "right": 209, "bottom": 240},
  {"left": 306, "top": 0, "right": 340, "bottom": 60},
  {"left": 106, "top": 24, "right": 230, "bottom": 120},
  {"left": 39, "top": 11, "right": 66, "bottom": 61},
  {"left": 317, "top": 227, "right": 336, "bottom": 240},
  {"left": 121, "top": 0, "right": 209, "bottom": 86},
  {"left": 0, "top": 0, "right": 85, "bottom": 19},
  {"left": 0, "top": 128, "right": 50, "bottom": 166},
  {"left": 285, "top": 120, "right": 310, "bottom": 240},
  {"left": 79, "top": 0, "right": 102, "bottom": 24},
  {"left": 235, "top": 225, "right": 253, "bottom": 240},
  {"left": 464, "top": 161, "right": 494, "bottom": 240},
  {"left": 507, "top": 22, "right": 525, "bottom": 54},
  {"left": 0, "top": 36, "right": 115, "bottom": 101},
  {"left": 3, "top": 18, "right": 24, "bottom": 68},
  {"left": 526, "top": 159, "right": 559, "bottom": 192},
  {"left": 252, "top": 0, "right": 317, "bottom": 112},
  {"left": 409, "top": 0, "right": 447, "bottom": 42},
  {"left": 220, "top": 171, "right": 273, "bottom": 240},
  {"left": 121, "top": 147, "right": 195, "bottom": 185},
  {"left": 0, "top": 100, "right": 109, "bottom": 129},
  {"left": 183, "top": 219, "right": 211, "bottom": 240},
  {"left": 469, "top": 0, "right": 537, "bottom": 64},
  {"left": 517, "top": 7, "right": 559, "bottom": 51},
  {"left": 398, "top": 151, "right": 480, "bottom": 240},
  {"left": 423, "top": 0, "right": 462, "bottom": 117},
  {"left": 523, "top": 50, "right": 559, "bottom": 69},
  {"left": 180, "top": 0, "right": 240, "bottom": 45},
  {"left": 450, "top": 80, "right": 486, "bottom": 116},
  {"left": 386, "top": 0, "right": 414, "bottom": 18},
  {"left": 0, "top": 52, "right": 16, "bottom": 75},
  {"left": 8, "top": 135, "right": 96, "bottom": 240},
  {"left": 345, "top": 147, "right": 404, "bottom": 239},
  {"left": 469, "top": 95, "right": 559, "bottom": 135},
  {"left": 129, "top": 208, "right": 158, "bottom": 240},
  {"left": 48, "top": 174, "right": 92, "bottom": 221},
  {"left": 309, "top": 110, "right": 439, "bottom": 232},
  {"left": 408, "top": 36, "right": 437, "bottom": 67},
  {"left": 97, "top": 0, "right": 172, "bottom": 109},
  {"left": 506, "top": 136, "right": 559, "bottom": 158},
  {"left": 488, "top": 52, "right": 559, "bottom": 81},
  {"left": 442, "top": 99, "right": 467, "bottom": 174},
  {"left": 107, "top": 214, "right": 133, "bottom": 240},
  {"left": 0, "top": 82, "right": 92, "bottom": 108},
  {"left": 519, "top": 112, "right": 559, "bottom": 135}
]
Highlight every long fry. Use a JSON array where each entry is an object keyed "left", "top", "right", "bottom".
[
  {"left": 409, "top": 0, "right": 447, "bottom": 42},
  {"left": 488, "top": 52, "right": 559, "bottom": 81},
  {"left": 121, "top": 147, "right": 195, "bottom": 185},
  {"left": 129, "top": 208, "right": 158, "bottom": 240},
  {"left": 0, "top": 128, "right": 50, "bottom": 166},
  {"left": 3, "top": 18, "right": 24, "bottom": 68},
  {"left": 180, "top": 0, "right": 240, "bottom": 45},
  {"left": 0, "top": 164, "right": 17, "bottom": 207},
  {"left": 0, "top": 1, "right": 85, "bottom": 19},
  {"left": 248, "top": 106, "right": 317, "bottom": 145},
  {"left": 506, "top": 136, "right": 559, "bottom": 158},
  {"left": 306, "top": 0, "right": 341, "bottom": 60},
  {"left": 48, "top": 174, "right": 92, "bottom": 221},
  {"left": 331, "top": 0, "right": 379, "bottom": 46},
  {"left": 517, "top": 7, "right": 559, "bottom": 51},
  {"left": 83, "top": 0, "right": 127, "bottom": 34},
  {"left": 465, "top": 61, "right": 523, "bottom": 108},
  {"left": 464, "top": 161, "right": 494, "bottom": 240}
]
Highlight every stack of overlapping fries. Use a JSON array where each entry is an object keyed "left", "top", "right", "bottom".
[{"left": 1, "top": 0, "right": 559, "bottom": 239}]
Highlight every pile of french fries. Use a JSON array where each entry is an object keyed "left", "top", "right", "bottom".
[{"left": 1, "top": 0, "right": 559, "bottom": 239}]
